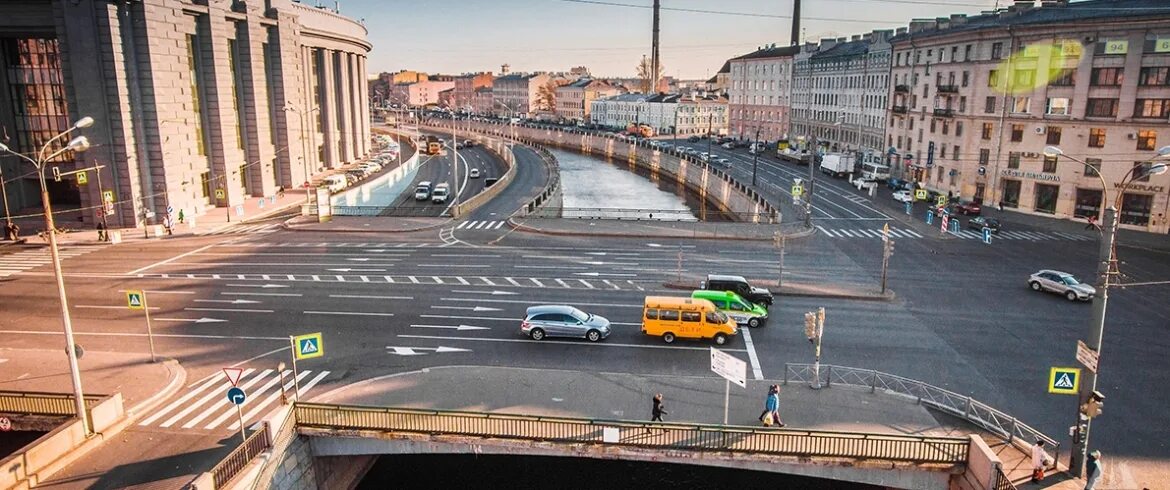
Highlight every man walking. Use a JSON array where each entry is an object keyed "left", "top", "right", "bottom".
[
  {"left": 647, "top": 393, "right": 666, "bottom": 433},
  {"left": 1030, "top": 439, "right": 1051, "bottom": 482},
  {"left": 1084, "top": 450, "right": 1102, "bottom": 490},
  {"left": 96, "top": 221, "right": 106, "bottom": 242}
]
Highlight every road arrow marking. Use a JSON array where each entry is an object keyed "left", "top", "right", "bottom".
[
  {"left": 226, "top": 283, "right": 289, "bottom": 288},
  {"left": 410, "top": 324, "right": 491, "bottom": 331},
  {"left": 431, "top": 306, "right": 503, "bottom": 312},
  {"left": 385, "top": 346, "right": 473, "bottom": 356},
  {"left": 326, "top": 268, "right": 386, "bottom": 272},
  {"left": 194, "top": 299, "right": 260, "bottom": 305},
  {"left": 156, "top": 317, "right": 228, "bottom": 323},
  {"left": 346, "top": 258, "right": 400, "bottom": 262},
  {"left": 573, "top": 272, "right": 637, "bottom": 277},
  {"left": 450, "top": 289, "right": 517, "bottom": 295}
]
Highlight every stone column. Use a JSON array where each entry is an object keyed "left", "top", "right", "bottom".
[
  {"left": 199, "top": 13, "right": 248, "bottom": 206},
  {"left": 319, "top": 49, "right": 339, "bottom": 169},
  {"left": 236, "top": 18, "right": 277, "bottom": 198},
  {"left": 357, "top": 55, "right": 370, "bottom": 156},
  {"left": 267, "top": 13, "right": 306, "bottom": 189},
  {"left": 334, "top": 51, "right": 354, "bottom": 164}
]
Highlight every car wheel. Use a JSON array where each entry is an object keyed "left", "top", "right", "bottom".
[
  {"left": 1066, "top": 291, "right": 1078, "bottom": 301},
  {"left": 714, "top": 333, "right": 728, "bottom": 345},
  {"left": 586, "top": 329, "right": 601, "bottom": 342},
  {"left": 748, "top": 318, "right": 761, "bottom": 328},
  {"left": 530, "top": 328, "right": 545, "bottom": 341},
  {"left": 662, "top": 332, "right": 676, "bottom": 344},
  {"left": 1030, "top": 281, "right": 1042, "bottom": 291}
]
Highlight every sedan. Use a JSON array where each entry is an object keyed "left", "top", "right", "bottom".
[
  {"left": 469, "top": 168, "right": 481, "bottom": 178},
  {"left": 967, "top": 216, "right": 1000, "bottom": 233},
  {"left": 954, "top": 201, "right": 982, "bottom": 215},
  {"left": 715, "top": 157, "right": 731, "bottom": 167},
  {"left": 521, "top": 305, "right": 611, "bottom": 342},
  {"left": 1029, "top": 270, "right": 1096, "bottom": 302},
  {"left": 892, "top": 190, "right": 914, "bottom": 203}
]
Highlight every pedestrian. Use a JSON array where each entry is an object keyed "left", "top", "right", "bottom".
[
  {"left": 96, "top": 221, "right": 106, "bottom": 242},
  {"left": 5, "top": 222, "right": 18, "bottom": 241},
  {"left": 163, "top": 216, "right": 173, "bottom": 236},
  {"left": 1084, "top": 450, "right": 1102, "bottom": 490},
  {"left": 998, "top": 200, "right": 1004, "bottom": 212},
  {"left": 277, "top": 185, "right": 286, "bottom": 198},
  {"left": 177, "top": 209, "right": 185, "bottom": 224},
  {"left": 647, "top": 393, "right": 667, "bottom": 433},
  {"left": 1030, "top": 438, "right": 1051, "bottom": 482},
  {"left": 1085, "top": 215, "right": 1099, "bottom": 231}
]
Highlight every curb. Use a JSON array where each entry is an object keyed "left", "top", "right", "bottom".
[
  {"left": 124, "top": 358, "right": 187, "bottom": 420},
  {"left": 507, "top": 217, "right": 813, "bottom": 242},
  {"left": 661, "top": 280, "right": 895, "bottom": 302}
]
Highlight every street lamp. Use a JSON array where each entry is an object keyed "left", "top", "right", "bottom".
[
  {"left": 0, "top": 116, "right": 94, "bottom": 435},
  {"left": 283, "top": 105, "right": 321, "bottom": 204},
  {"left": 1044, "top": 144, "right": 1170, "bottom": 476}
]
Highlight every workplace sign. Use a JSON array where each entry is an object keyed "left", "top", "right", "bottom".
[
  {"left": 1048, "top": 367, "right": 1081, "bottom": 395},
  {"left": 126, "top": 290, "right": 145, "bottom": 310},
  {"left": 293, "top": 332, "right": 324, "bottom": 360}
]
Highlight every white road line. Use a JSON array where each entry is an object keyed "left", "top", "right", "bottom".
[
  {"left": 223, "top": 292, "right": 302, "bottom": 297},
  {"left": 117, "top": 289, "right": 195, "bottom": 295},
  {"left": 203, "top": 370, "right": 292, "bottom": 429},
  {"left": 139, "top": 370, "right": 249, "bottom": 426},
  {"left": 741, "top": 328, "right": 764, "bottom": 380},
  {"left": 456, "top": 222, "right": 469, "bottom": 229},
  {"left": 329, "top": 294, "right": 413, "bottom": 300},
  {"left": 578, "top": 279, "right": 595, "bottom": 289},
  {"left": 816, "top": 226, "right": 834, "bottom": 237},
  {"left": 505, "top": 277, "right": 521, "bottom": 286},
  {"left": 304, "top": 311, "right": 395, "bottom": 317},
  {"left": 127, "top": 242, "right": 218, "bottom": 275},
  {"left": 228, "top": 370, "right": 314, "bottom": 431},
  {"left": 397, "top": 334, "right": 750, "bottom": 353},
  {"left": 185, "top": 307, "right": 274, "bottom": 313},
  {"left": 295, "top": 370, "right": 330, "bottom": 398},
  {"left": 902, "top": 229, "right": 923, "bottom": 238},
  {"left": 418, "top": 264, "right": 490, "bottom": 267},
  {"left": 182, "top": 369, "right": 274, "bottom": 429},
  {"left": 439, "top": 297, "right": 642, "bottom": 308},
  {"left": 530, "top": 278, "right": 545, "bottom": 287},
  {"left": 493, "top": 221, "right": 506, "bottom": 229},
  {"left": 75, "top": 305, "right": 161, "bottom": 310},
  {"left": 555, "top": 279, "right": 570, "bottom": 288},
  {"left": 158, "top": 375, "right": 244, "bottom": 428},
  {"left": 480, "top": 276, "right": 496, "bottom": 285}
]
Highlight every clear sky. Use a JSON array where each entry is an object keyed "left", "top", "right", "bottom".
[{"left": 337, "top": 0, "right": 1001, "bottom": 79}]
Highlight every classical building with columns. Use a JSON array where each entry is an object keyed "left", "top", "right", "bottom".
[{"left": 0, "top": 0, "right": 372, "bottom": 227}]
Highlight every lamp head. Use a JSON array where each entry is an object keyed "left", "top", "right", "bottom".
[
  {"left": 73, "top": 116, "right": 94, "bottom": 129},
  {"left": 66, "top": 136, "right": 91, "bottom": 153},
  {"left": 0, "top": 142, "right": 9, "bottom": 153},
  {"left": 1157, "top": 145, "right": 1170, "bottom": 158},
  {"left": 1042, "top": 145, "right": 1063, "bottom": 158},
  {"left": 1149, "top": 162, "right": 1168, "bottom": 177}
]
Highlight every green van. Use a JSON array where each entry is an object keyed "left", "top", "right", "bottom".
[{"left": 691, "top": 290, "right": 768, "bottom": 328}]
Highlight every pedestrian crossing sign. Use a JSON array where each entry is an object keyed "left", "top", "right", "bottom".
[
  {"left": 126, "top": 290, "right": 145, "bottom": 310},
  {"left": 293, "top": 332, "right": 324, "bottom": 360},
  {"left": 1048, "top": 367, "right": 1081, "bottom": 395},
  {"left": 915, "top": 189, "right": 927, "bottom": 200},
  {"left": 791, "top": 185, "right": 803, "bottom": 197},
  {"left": 76, "top": 171, "right": 88, "bottom": 185}
]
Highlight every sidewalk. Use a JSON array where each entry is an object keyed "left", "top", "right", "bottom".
[{"left": 0, "top": 348, "right": 183, "bottom": 413}]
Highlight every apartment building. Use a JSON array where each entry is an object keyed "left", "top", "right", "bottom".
[
  {"left": 727, "top": 44, "right": 799, "bottom": 142},
  {"left": 454, "top": 72, "right": 494, "bottom": 109},
  {"left": 492, "top": 73, "right": 551, "bottom": 117},
  {"left": 555, "top": 78, "right": 620, "bottom": 123}
]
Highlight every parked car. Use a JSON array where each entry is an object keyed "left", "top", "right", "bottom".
[
  {"left": 721, "top": 142, "right": 734, "bottom": 149},
  {"left": 967, "top": 216, "right": 1001, "bottom": 233},
  {"left": 892, "top": 190, "right": 914, "bottom": 203},
  {"left": 1028, "top": 270, "right": 1096, "bottom": 302},
  {"left": 886, "top": 178, "right": 907, "bottom": 190},
  {"left": 954, "top": 201, "right": 982, "bottom": 215},
  {"left": 715, "top": 157, "right": 731, "bottom": 167},
  {"left": 469, "top": 168, "right": 481, "bottom": 178},
  {"left": 521, "top": 305, "right": 611, "bottom": 342},
  {"left": 688, "top": 135, "right": 700, "bottom": 142}
]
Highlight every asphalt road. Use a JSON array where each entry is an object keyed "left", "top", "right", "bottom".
[{"left": 383, "top": 132, "right": 504, "bottom": 217}]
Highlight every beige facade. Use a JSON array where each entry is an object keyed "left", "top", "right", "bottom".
[
  {"left": 555, "top": 78, "right": 618, "bottom": 123},
  {"left": 728, "top": 44, "right": 798, "bottom": 142},
  {"left": 471, "top": 87, "right": 494, "bottom": 115},
  {"left": 407, "top": 80, "right": 455, "bottom": 107},
  {"left": 454, "top": 72, "right": 493, "bottom": 109},
  {"left": 791, "top": 32, "right": 892, "bottom": 154},
  {"left": 887, "top": 2, "right": 1170, "bottom": 232},
  {"left": 0, "top": 0, "right": 371, "bottom": 227},
  {"left": 492, "top": 73, "right": 550, "bottom": 116}
]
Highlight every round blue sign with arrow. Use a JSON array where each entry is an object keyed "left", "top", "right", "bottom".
[{"left": 227, "top": 387, "right": 246, "bottom": 405}]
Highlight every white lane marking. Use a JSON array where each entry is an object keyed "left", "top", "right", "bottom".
[
  {"left": 223, "top": 292, "right": 302, "bottom": 297},
  {"left": 139, "top": 370, "right": 251, "bottom": 426},
  {"left": 741, "top": 328, "right": 764, "bottom": 380},
  {"left": 439, "top": 297, "right": 642, "bottom": 308},
  {"left": 397, "top": 334, "right": 750, "bottom": 353},
  {"left": 417, "top": 264, "right": 490, "bottom": 267},
  {"left": 75, "top": 305, "right": 161, "bottom": 310},
  {"left": 116, "top": 289, "right": 195, "bottom": 295},
  {"left": 304, "top": 311, "right": 395, "bottom": 317},
  {"left": 159, "top": 371, "right": 254, "bottom": 428},
  {"left": 505, "top": 277, "right": 521, "bottom": 287},
  {"left": 329, "top": 294, "right": 413, "bottom": 300},
  {"left": 127, "top": 242, "right": 219, "bottom": 275},
  {"left": 202, "top": 371, "right": 291, "bottom": 429},
  {"left": 182, "top": 369, "right": 274, "bottom": 429},
  {"left": 184, "top": 307, "right": 274, "bottom": 313},
  {"left": 493, "top": 221, "right": 506, "bottom": 229}
]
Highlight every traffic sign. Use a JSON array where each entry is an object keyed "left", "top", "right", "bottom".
[
  {"left": 166, "top": 205, "right": 174, "bottom": 216},
  {"left": 936, "top": 195, "right": 947, "bottom": 207},
  {"left": 915, "top": 189, "right": 927, "bottom": 201},
  {"left": 1048, "top": 367, "right": 1081, "bottom": 395},
  {"left": 76, "top": 171, "right": 88, "bottom": 185},
  {"left": 227, "top": 387, "right": 246, "bottom": 405},
  {"left": 102, "top": 190, "right": 115, "bottom": 203},
  {"left": 1076, "top": 340, "right": 1099, "bottom": 373},
  {"left": 126, "top": 290, "right": 144, "bottom": 310},
  {"left": 234, "top": 205, "right": 244, "bottom": 217},
  {"left": 293, "top": 332, "right": 324, "bottom": 360},
  {"left": 223, "top": 367, "right": 244, "bottom": 386},
  {"left": 215, "top": 188, "right": 225, "bottom": 199},
  {"left": 940, "top": 214, "right": 949, "bottom": 233},
  {"left": 925, "top": 211, "right": 934, "bottom": 225},
  {"left": 791, "top": 185, "right": 803, "bottom": 197},
  {"left": 0, "top": 416, "right": 10, "bottom": 431},
  {"left": 710, "top": 347, "right": 746, "bottom": 388},
  {"left": 982, "top": 227, "right": 992, "bottom": 244}
]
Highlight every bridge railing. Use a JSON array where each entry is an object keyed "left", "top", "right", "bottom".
[
  {"left": 208, "top": 426, "right": 271, "bottom": 489},
  {"left": 293, "top": 402, "right": 969, "bottom": 464},
  {"left": 0, "top": 391, "right": 103, "bottom": 416},
  {"left": 331, "top": 205, "right": 443, "bottom": 217},
  {"left": 783, "top": 363, "right": 1058, "bottom": 467}
]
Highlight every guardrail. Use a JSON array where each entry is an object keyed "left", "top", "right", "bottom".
[
  {"left": 209, "top": 426, "right": 271, "bottom": 489},
  {"left": 0, "top": 391, "right": 103, "bottom": 416},
  {"left": 524, "top": 207, "right": 775, "bottom": 222},
  {"left": 330, "top": 205, "right": 443, "bottom": 217},
  {"left": 994, "top": 467, "right": 1017, "bottom": 490},
  {"left": 294, "top": 402, "right": 968, "bottom": 464},
  {"left": 782, "top": 364, "right": 1059, "bottom": 466}
]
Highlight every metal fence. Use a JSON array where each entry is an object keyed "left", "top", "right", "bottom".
[
  {"left": 524, "top": 207, "right": 778, "bottom": 223},
  {"left": 329, "top": 206, "right": 444, "bottom": 217},
  {"left": 994, "top": 467, "right": 1017, "bottom": 490},
  {"left": 782, "top": 364, "right": 1059, "bottom": 465},
  {"left": 294, "top": 402, "right": 968, "bottom": 464},
  {"left": 209, "top": 426, "right": 271, "bottom": 489},
  {"left": 0, "top": 391, "right": 103, "bottom": 416}
]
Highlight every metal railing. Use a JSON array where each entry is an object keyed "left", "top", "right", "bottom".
[
  {"left": 524, "top": 207, "right": 776, "bottom": 223},
  {"left": 294, "top": 402, "right": 968, "bottom": 464},
  {"left": 0, "top": 391, "right": 103, "bottom": 416},
  {"left": 782, "top": 364, "right": 1059, "bottom": 464},
  {"left": 328, "top": 206, "right": 444, "bottom": 217},
  {"left": 209, "top": 426, "right": 271, "bottom": 489},
  {"left": 994, "top": 467, "right": 1018, "bottom": 490}
]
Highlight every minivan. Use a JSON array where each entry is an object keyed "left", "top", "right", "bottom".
[
  {"left": 691, "top": 290, "right": 768, "bottom": 328},
  {"left": 414, "top": 181, "right": 432, "bottom": 200},
  {"left": 431, "top": 183, "right": 450, "bottom": 204},
  {"left": 641, "top": 296, "right": 738, "bottom": 345},
  {"left": 701, "top": 274, "right": 774, "bottom": 306}
]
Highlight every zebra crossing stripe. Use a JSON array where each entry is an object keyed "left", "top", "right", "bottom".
[
  {"left": 493, "top": 221, "right": 506, "bottom": 229},
  {"left": 201, "top": 370, "right": 292, "bottom": 430},
  {"left": 816, "top": 226, "right": 835, "bottom": 237},
  {"left": 456, "top": 222, "right": 468, "bottom": 229},
  {"left": 181, "top": 369, "right": 274, "bottom": 429}
]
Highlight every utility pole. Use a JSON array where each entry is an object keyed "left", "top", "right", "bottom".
[
  {"left": 751, "top": 128, "right": 761, "bottom": 186},
  {"left": 805, "top": 135, "right": 818, "bottom": 227},
  {"left": 651, "top": 0, "right": 661, "bottom": 94},
  {"left": 804, "top": 307, "right": 825, "bottom": 389},
  {"left": 881, "top": 223, "right": 894, "bottom": 294}
]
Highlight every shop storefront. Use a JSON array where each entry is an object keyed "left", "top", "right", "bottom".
[
  {"left": 1001, "top": 178, "right": 1021, "bottom": 208},
  {"left": 1074, "top": 188, "right": 1103, "bottom": 219},
  {"left": 1120, "top": 192, "right": 1153, "bottom": 227},
  {"left": 1034, "top": 183, "right": 1060, "bottom": 214}
]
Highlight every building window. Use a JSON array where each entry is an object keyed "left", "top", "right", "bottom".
[
  {"left": 186, "top": 34, "right": 207, "bottom": 156},
  {"left": 1008, "top": 151, "right": 1021, "bottom": 169},
  {"left": 1120, "top": 193, "right": 1153, "bottom": 226},
  {"left": 953, "top": 145, "right": 960, "bottom": 161},
  {"left": 1134, "top": 161, "right": 1154, "bottom": 182},
  {"left": 956, "top": 121, "right": 963, "bottom": 137},
  {"left": 940, "top": 145, "right": 947, "bottom": 158},
  {"left": 1089, "top": 128, "right": 1106, "bottom": 148},
  {"left": 988, "top": 70, "right": 1000, "bottom": 87},
  {"left": 1137, "top": 129, "right": 1157, "bottom": 151},
  {"left": 1002, "top": 179, "right": 1021, "bottom": 207},
  {"left": 984, "top": 96, "right": 996, "bottom": 114},
  {"left": 1046, "top": 126, "right": 1062, "bottom": 145},
  {"left": 930, "top": 118, "right": 937, "bottom": 133},
  {"left": 979, "top": 148, "right": 991, "bottom": 166},
  {"left": 1013, "top": 69, "right": 1035, "bottom": 89},
  {"left": 991, "top": 42, "right": 1003, "bottom": 60},
  {"left": 961, "top": 71, "right": 969, "bottom": 87},
  {"left": 2, "top": 38, "right": 73, "bottom": 164},
  {"left": 1046, "top": 98, "right": 1070, "bottom": 115},
  {"left": 1075, "top": 188, "right": 1102, "bottom": 218},
  {"left": 1083, "top": 158, "right": 1102, "bottom": 177},
  {"left": 1134, "top": 99, "right": 1170, "bottom": 118},
  {"left": 1012, "top": 97, "right": 1031, "bottom": 113},
  {"left": 1138, "top": 67, "right": 1169, "bottom": 86},
  {"left": 1011, "top": 124, "right": 1024, "bottom": 142},
  {"left": 1042, "top": 155, "right": 1058, "bottom": 173},
  {"left": 981, "top": 122, "right": 993, "bottom": 140},
  {"left": 1085, "top": 98, "right": 1118, "bottom": 117},
  {"left": 1034, "top": 183, "right": 1059, "bottom": 214},
  {"left": 1050, "top": 69, "right": 1076, "bottom": 86},
  {"left": 1091, "top": 67, "right": 1123, "bottom": 86}
]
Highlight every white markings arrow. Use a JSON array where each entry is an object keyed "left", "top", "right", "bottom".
[
  {"left": 386, "top": 346, "right": 472, "bottom": 356},
  {"left": 326, "top": 268, "right": 386, "bottom": 272},
  {"left": 431, "top": 306, "right": 502, "bottom": 312},
  {"left": 226, "top": 283, "right": 289, "bottom": 288},
  {"left": 346, "top": 257, "right": 400, "bottom": 262},
  {"left": 410, "top": 324, "right": 491, "bottom": 331},
  {"left": 194, "top": 299, "right": 260, "bottom": 305},
  {"left": 155, "top": 317, "right": 228, "bottom": 324},
  {"left": 573, "top": 272, "right": 637, "bottom": 277},
  {"left": 585, "top": 252, "right": 608, "bottom": 256},
  {"left": 450, "top": 290, "right": 517, "bottom": 295}
]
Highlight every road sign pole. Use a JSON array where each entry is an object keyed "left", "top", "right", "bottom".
[
  {"left": 723, "top": 379, "right": 730, "bottom": 425},
  {"left": 235, "top": 403, "right": 246, "bottom": 443},
  {"left": 143, "top": 292, "right": 156, "bottom": 362},
  {"left": 288, "top": 336, "right": 301, "bottom": 401}
]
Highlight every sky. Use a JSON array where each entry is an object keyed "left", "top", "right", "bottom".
[{"left": 336, "top": 0, "right": 1002, "bottom": 80}]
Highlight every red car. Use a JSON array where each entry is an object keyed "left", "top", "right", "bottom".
[{"left": 954, "top": 201, "right": 982, "bottom": 216}]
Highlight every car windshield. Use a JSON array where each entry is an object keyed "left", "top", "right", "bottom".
[
  {"left": 1062, "top": 276, "right": 1080, "bottom": 286},
  {"left": 569, "top": 308, "right": 589, "bottom": 322}
]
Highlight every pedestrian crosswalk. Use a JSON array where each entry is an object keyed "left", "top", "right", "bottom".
[
  {"left": 138, "top": 369, "right": 330, "bottom": 432},
  {"left": 196, "top": 223, "right": 282, "bottom": 236},
  {"left": 140, "top": 271, "right": 652, "bottom": 291},
  {"left": 0, "top": 245, "right": 104, "bottom": 278},
  {"left": 817, "top": 226, "right": 1094, "bottom": 241},
  {"left": 455, "top": 220, "right": 508, "bottom": 230}
]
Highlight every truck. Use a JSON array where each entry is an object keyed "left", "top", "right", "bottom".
[
  {"left": 819, "top": 153, "right": 856, "bottom": 178},
  {"left": 626, "top": 123, "right": 655, "bottom": 138},
  {"left": 776, "top": 147, "right": 811, "bottom": 166},
  {"left": 859, "top": 160, "right": 891, "bottom": 182}
]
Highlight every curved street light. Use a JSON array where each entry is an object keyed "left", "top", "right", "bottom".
[
  {"left": 283, "top": 105, "right": 322, "bottom": 204},
  {"left": 1044, "top": 144, "right": 1170, "bottom": 476},
  {"left": 0, "top": 118, "right": 94, "bottom": 435}
]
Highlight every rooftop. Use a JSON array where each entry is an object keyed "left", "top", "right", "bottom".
[
  {"left": 732, "top": 43, "right": 801, "bottom": 62},
  {"left": 890, "top": 0, "right": 1170, "bottom": 43}
]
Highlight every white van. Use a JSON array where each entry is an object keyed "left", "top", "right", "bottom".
[{"left": 323, "top": 175, "right": 347, "bottom": 193}]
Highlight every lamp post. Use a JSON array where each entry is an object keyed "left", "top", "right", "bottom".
[
  {"left": 1044, "top": 144, "right": 1170, "bottom": 476},
  {"left": 0, "top": 116, "right": 94, "bottom": 435},
  {"left": 751, "top": 128, "right": 762, "bottom": 186},
  {"left": 1, "top": 162, "right": 13, "bottom": 237},
  {"left": 284, "top": 105, "right": 320, "bottom": 204}
]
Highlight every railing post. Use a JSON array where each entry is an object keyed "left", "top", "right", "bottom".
[
  {"left": 870, "top": 370, "right": 878, "bottom": 393},
  {"left": 783, "top": 363, "right": 789, "bottom": 385},
  {"left": 825, "top": 365, "right": 832, "bottom": 387},
  {"left": 1008, "top": 417, "right": 1017, "bottom": 444},
  {"left": 964, "top": 396, "right": 973, "bottom": 419},
  {"left": 917, "top": 381, "right": 924, "bottom": 403}
]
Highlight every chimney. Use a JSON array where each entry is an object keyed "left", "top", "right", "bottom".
[{"left": 851, "top": 34, "right": 861, "bottom": 42}]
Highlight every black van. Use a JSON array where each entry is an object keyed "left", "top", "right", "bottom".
[{"left": 700, "top": 274, "right": 774, "bottom": 306}]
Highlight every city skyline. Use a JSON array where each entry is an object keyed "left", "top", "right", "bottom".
[{"left": 344, "top": 0, "right": 1000, "bottom": 79}]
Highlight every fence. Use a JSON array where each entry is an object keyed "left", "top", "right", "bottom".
[
  {"left": 523, "top": 207, "right": 779, "bottom": 222},
  {"left": 208, "top": 426, "right": 271, "bottom": 489},
  {"left": 782, "top": 364, "right": 1059, "bottom": 465},
  {"left": 994, "top": 467, "right": 1017, "bottom": 490},
  {"left": 0, "top": 391, "right": 102, "bottom": 416},
  {"left": 330, "top": 206, "right": 444, "bottom": 217},
  {"left": 294, "top": 402, "right": 968, "bottom": 464}
]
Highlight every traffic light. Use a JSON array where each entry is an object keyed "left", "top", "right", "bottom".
[
  {"left": 886, "top": 239, "right": 895, "bottom": 257},
  {"left": 804, "top": 312, "right": 816, "bottom": 342},
  {"left": 52, "top": 166, "right": 61, "bottom": 182}
]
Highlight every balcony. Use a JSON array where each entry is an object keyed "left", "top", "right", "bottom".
[
  {"left": 937, "top": 84, "right": 959, "bottom": 94},
  {"left": 933, "top": 108, "right": 955, "bottom": 117},
  {"left": 892, "top": 105, "right": 909, "bottom": 114},
  {"left": 894, "top": 84, "right": 910, "bottom": 94}
]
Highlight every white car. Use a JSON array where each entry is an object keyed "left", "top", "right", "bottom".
[
  {"left": 469, "top": 168, "right": 481, "bottom": 178},
  {"left": 1029, "top": 270, "right": 1096, "bottom": 301},
  {"left": 431, "top": 183, "right": 450, "bottom": 204},
  {"left": 721, "top": 142, "right": 734, "bottom": 149},
  {"left": 892, "top": 190, "right": 914, "bottom": 203}
]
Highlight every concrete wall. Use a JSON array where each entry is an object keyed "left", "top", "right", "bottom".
[
  {"left": 0, "top": 394, "right": 123, "bottom": 490},
  {"left": 950, "top": 435, "right": 999, "bottom": 490}
]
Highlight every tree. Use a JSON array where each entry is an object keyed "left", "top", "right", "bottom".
[
  {"left": 636, "top": 55, "right": 666, "bottom": 94},
  {"left": 535, "top": 79, "right": 558, "bottom": 113}
]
